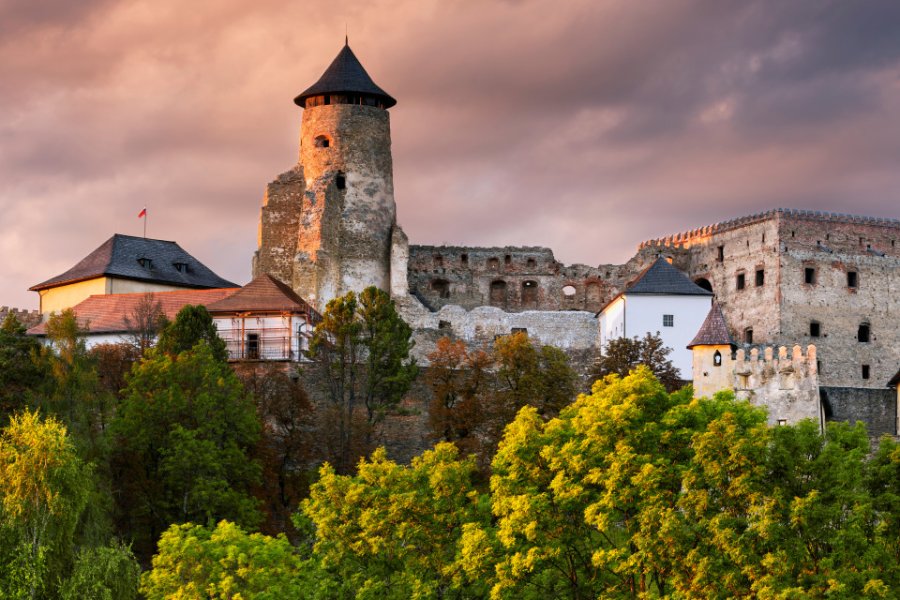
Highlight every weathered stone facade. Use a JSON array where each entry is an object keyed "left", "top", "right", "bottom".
[{"left": 0, "top": 306, "right": 41, "bottom": 328}]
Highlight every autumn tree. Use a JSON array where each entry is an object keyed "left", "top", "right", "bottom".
[
  {"left": 494, "top": 331, "right": 577, "bottom": 419},
  {"left": 594, "top": 331, "right": 682, "bottom": 391},
  {"left": 122, "top": 292, "right": 168, "bottom": 353},
  {"left": 111, "top": 343, "right": 261, "bottom": 560},
  {"left": 156, "top": 304, "right": 227, "bottom": 362},
  {"left": 308, "top": 286, "right": 417, "bottom": 473}
]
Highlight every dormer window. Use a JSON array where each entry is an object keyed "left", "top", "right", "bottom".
[
  {"left": 137, "top": 258, "right": 152, "bottom": 269},
  {"left": 173, "top": 261, "right": 188, "bottom": 273}
]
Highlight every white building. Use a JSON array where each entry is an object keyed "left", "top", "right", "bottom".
[{"left": 598, "top": 257, "right": 713, "bottom": 378}]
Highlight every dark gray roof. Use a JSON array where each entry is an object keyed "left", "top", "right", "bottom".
[
  {"left": 626, "top": 258, "right": 713, "bottom": 296},
  {"left": 294, "top": 42, "right": 396, "bottom": 108},
  {"left": 30, "top": 234, "right": 238, "bottom": 291},
  {"left": 687, "top": 303, "right": 736, "bottom": 348}
]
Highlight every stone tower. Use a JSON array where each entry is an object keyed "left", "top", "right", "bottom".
[
  {"left": 253, "top": 41, "right": 397, "bottom": 310},
  {"left": 688, "top": 302, "right": 737, "bottom": 399}
]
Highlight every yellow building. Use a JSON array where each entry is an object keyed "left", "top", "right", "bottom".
[
  {"left": 29, "top": 234, "right": 237, "bottom": 316},
  {"left": 688, "top": 302, "right": 737, "bottom": 399}
]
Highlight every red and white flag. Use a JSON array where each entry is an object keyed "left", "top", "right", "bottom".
[{"left": 138, "top": 207, "right": 147, "bottom": 218}]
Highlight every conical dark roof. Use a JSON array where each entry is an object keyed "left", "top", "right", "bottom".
[
  {"left": 294, "top": 42, "right": 396, "bottom": 108},
  {"left": 626, "top": 258, "right": 713, "bottom": 296},
  {"left": 687, "top": 303, "right": 736, "bottom": 349}
]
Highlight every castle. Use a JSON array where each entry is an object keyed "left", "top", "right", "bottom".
[{"left": 251, "top": 41, "right": 898, "bottom": 434}]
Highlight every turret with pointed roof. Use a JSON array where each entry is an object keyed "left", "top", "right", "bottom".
[{"left": 294, "top": 41, "right": 396, "bottom": 109}]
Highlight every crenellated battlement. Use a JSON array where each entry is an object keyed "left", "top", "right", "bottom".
[
  {"left": 731, "top": 344, "right": 822, "bottom": 427},
  {"left": 0, "top": 306, "right": 41, "bottom": 328}
]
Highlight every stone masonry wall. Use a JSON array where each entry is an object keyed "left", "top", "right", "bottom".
[
  {"left": 733, "top": 345, "right": 822, "bottom": 428},
  {"left": 821, "top": 386, "right": 897, "bottom": 438},
  {"left": 0, "top": 306, "right": 41, "bottom": 328}
]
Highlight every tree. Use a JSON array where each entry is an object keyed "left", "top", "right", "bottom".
[
  {"left": 308, "top": 286, "right": 417, "bottom": 473},
  {"left": 0, "top": 410, "right": 91, "bottom": 599},
  {"left": 594, "top": 331, "right": 682, "bottom": 392},
  {"left": 302, "top": 443, "right": 489, "bottom": 599},
  {"left": 59, "top": 542, "right": 141, "bottom": 600},
  {"left": 122, "top": 292, "right": 168, "bottom": 353},
  {"left": 156, "top": 304, "right": 227, "bottom": 362},
  {"left": 0, "top": 313, "right": 46, "bottom": 423},
  {"left": 111, "top": 343, "right": 261, "bottom": 560},
  {"left": 141, "top": 521, "right": 309, "bottom": 600},
  {"left": 494, "top": 331, "right": 577, "bottom": 419}
]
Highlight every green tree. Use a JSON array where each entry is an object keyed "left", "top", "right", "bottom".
[
  {"left": 302, "top": 443, "right": 490, "bottom": 599},
  {"left": 59, "top": 542, "right": 141, "bottom": 600},
  {"left": 112, "top": 343, "right": 261, "bottom": 560},
  {"left": 0, "top": 410, "right": 91, "bottom": 599},
  {"left": 494, "top": 331, "right": 577, "bottom": 419},
  {"left": 308, "top": 286, "right": 417, "bottom": 473},
  {"left": 594, "top": 331, "right": 682, "bottom": 392},
  {"left": 0, "top": 313, "right": 46, "bottom": 423},
  {"left": 157, "top": 304, "right": 227, "bottom": 362},
  {"left": 141, "top": 520, "right": 309, "bottom": 600}
]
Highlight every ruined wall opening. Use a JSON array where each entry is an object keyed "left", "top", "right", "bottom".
[
  {"left": 335, "top": 172, "right": 346, "bottom": 190},
  {"left": 744, "top": 328, "right": 754, "bottom": 344},
  {"left": 755, "top": 268, "right": 765, "bottom": 287},
  {"left": 586, "top": 281, "right": 601, "bottom": 305},
  {"left": 810, "top": 321, "right": 821, "bottom": 337},
  {"left": 562, "top": 285, "right": 577, "bottom": 297},
  {"left": 858, "top": 323, "right": 870, "bottom": 343},
  {"left": 847, "top": 271, "right": 858, "bottom": 288},
  {"left": 804, "top": 267, "right": 816, "bottom": 285},
  {"left": 431, "top": 279, "right": 450, "bottom": 299},
  {"left": 694, "top": 278, "right": 713, "bottom": 292},
  {"left": 488, "top": 257, "right": 499, "bottom": 270},
  {"left": 736, "top": 272, "right": 746, "bottom": 290},
  {"left": 489, "top": 280, "right": 507, "bottom": 308},
  {"left": 314, "top": 135, "right": 330, "bottom": 148},
  {"left": 522, "top": 280, "right": 538, "bottom": 307},
  {"left": 526, "top": 258, "right": 536, "bottom": 268}
]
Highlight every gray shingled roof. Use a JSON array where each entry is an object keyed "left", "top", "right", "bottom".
[
  {"left": 294, "top": 42, "right": 397, "bottom": 108},
  {"left": 687, "top": 303, "right": 736, "bottom": 349},
  {"left": 29, "top": 234, "right": 238, "bottom": 291},
  {"left": 626, "top": 258, "right": 713, "bottom": 296}
]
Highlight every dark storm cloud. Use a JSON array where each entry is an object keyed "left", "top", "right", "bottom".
[{"left": 1, "top": 0, "right": 899, "bottom": 309}]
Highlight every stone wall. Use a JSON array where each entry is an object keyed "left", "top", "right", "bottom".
[
  {"left": 821, "top": 386, "right": 897, "bottom": 438},
  {"left": 0, "top": 306, "right": 41, "bottom": 328},
  {"left": 733, "top": 345, "right": 822, "bottom": 428}
]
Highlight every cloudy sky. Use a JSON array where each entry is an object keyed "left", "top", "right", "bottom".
[{"left": 2, "top": 0, "right": 899, "bottom": 310}]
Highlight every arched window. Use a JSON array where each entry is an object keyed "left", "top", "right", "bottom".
[
  {"left": 526, "top": 258, "right": 536, "bottom": 268},
  {"left": 489, "top": 280, "right": 507, "bottom": 307},
  {"left": 314, "top": 135, "right": 330, "bottom": 148},
  {"left": 694, "top": 278, "right": 713, "bottom": 292},
  {"left": 713, "top": 350, "right": 722, "bottom": 366},
  {"left": 431, "top": 279, "right": 450, "bottom": 299},
  {"left": 858, "top": 323, "right": 870, "bottom": 343},
  {"left": 521, "top": 280, "right": 538, "bottom": 307}
]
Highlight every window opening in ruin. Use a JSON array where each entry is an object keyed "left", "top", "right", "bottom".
[
  {"left": 736, "top": 273, "right": 746, "bottom": 290},
  {"left": 434, "top": 255, "right": 444, "bottom": 267},
  {"left": 526, "top": 258, "right": 536, "bottom": 268},
  {"left": 438, "top": 320, "right": 451, "bottom": 330},
  {"left": 744, "top": 328, "right": 753, "bottom": 344},
  {"left": 694, "top": 278, "right": 713, "bottom": 292},
  {"left": 825, "top": 234, "right": 830, "bottom": 240},
  {"left": 755, "top": 269, "right": 764, "bottom": 287},
  {"left": 460, "top": 254, "right": 468, "bottom": 265},
  {"left": 858, "top": 323, "right": 870, "bottom": 343},
  {"left": 431, "top": 279, "right": 450, "bottom": 299},
  {"left": 717, "top": 246, "right": 724, "bottom": 262},
  {"left": 246, "top": 333, "right": 259, "bottom": 360},
  {"left": 804, "top": 267, "right": 816, "bottom": 284},
  {"left": 489, "top": 280, "right": 507, "bottom": 307},
  {"left": 809, "top": 322, "right": 820, "bottom": 337},
  {"left": 334, "top": 173, "right": 346, "bottom": 190},
  {"left": 511, "top": 327, "right": 528, "bottom": 336},
  {"left": 522, "top": 280, "right": 539, "bottom": 306},
  {"left": 663, "top": 314, "right": 674, "bottom": 327},
  {"left": 314, "top": 135, "right": 330, "bottom": 148},
  {"left": 713, "top": 350, "right": 722, "bottom": 366},
  {"left": 504, "top": 255, "right": 512, "bottom": 266},
  {"left": 847, "top": 271, "right": 858, "bottom": 288},
  {"left": 562, "top": 285, "right": 577, "bottom": 297},
  {"left": 586, "top": 281, "right": 601, "bottom": 304},
  {"left": 762, "top": 233, "right": 766, "bottom": 243},
  {"left": 862, "top": 364, "right": 870, "bottom": 380},
  {"left": 817, "top": 360, "right": 822, "bottom": 374},
  {"left": 488, "top": 257, "right": 499, "bottom": 270},
  {"left": 777, "top": 419, "right": 787, "bottom": 426}
]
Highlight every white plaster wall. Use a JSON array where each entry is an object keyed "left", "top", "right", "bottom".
[
  {"left": 598, "top": 297, "right": 625, "bottom": 349},
  {"left": 622, "top": 295, "right": 712, "bottom": 378}
]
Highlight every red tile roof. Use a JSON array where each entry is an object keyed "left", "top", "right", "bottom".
[{"left": 27, "top": 288, "right": 239, "bottom": 336}]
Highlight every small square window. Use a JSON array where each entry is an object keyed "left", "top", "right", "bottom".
[
  {"left": 777, "top": 419, "right": 787, "bottom": 427},
  {"left": 847, "top": 271, "right": 858, "bottom": 288},
  {"left": 809, "top": 322, "right": 820, "bottom": 337},
  {"left": 804, "top": 267, "right": 816, "bottom": 285},
  {"left": 736, "top": 273, "right": 746, "bottom": 290},
  {"left": 862, "top": 364, "right": 870, "bottom": 380},
  {"left": 755, "top": 269, "right": 764, "bottom": 287},
  {"left": 663, "top": 314, "right": 674, "bottom": 327}
]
